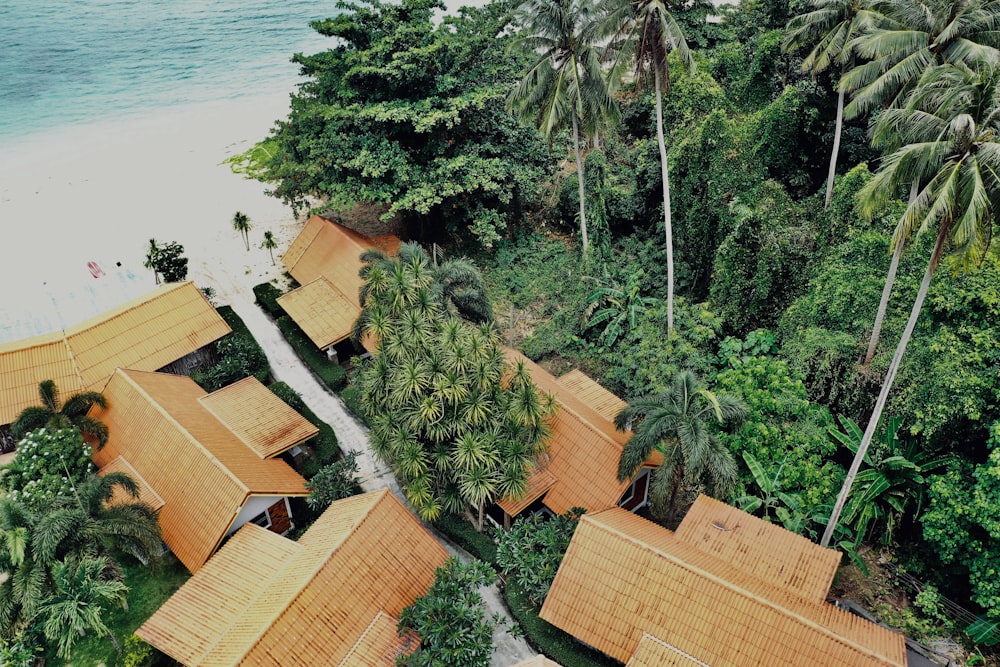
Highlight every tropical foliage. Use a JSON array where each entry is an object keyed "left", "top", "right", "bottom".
[
  {"left": 496, "top": 508, "right": 583, "bottom": 606},
  {"left": 10, "top": 380, "right": 108, "bottom": 448},
  {"left": 1, "top": 428, "right": 95, "bottom": 508}
]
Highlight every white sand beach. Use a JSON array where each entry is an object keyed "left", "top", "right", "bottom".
[{"left": 0, "top": 91, "right": 302, "bottom": 340}]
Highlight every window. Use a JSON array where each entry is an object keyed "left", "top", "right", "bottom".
[{"left": 249, "top": 508, "right": 271, "bottom": 529}]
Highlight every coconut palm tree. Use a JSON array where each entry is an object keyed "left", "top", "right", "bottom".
[
  {"left": 822, "top": 62, "right": 1000, "bottom": 547},
  {"left": 784, "top": 0, "right": 883, "bottom": 207},
  {"left": 260, "top": 230, "right": 278, "bottom": 265},
  {"left": 231, "top": 211, "right": 252, "bottom": 251},
  {"left": 838, "top": 0, "right": 1000, "bottom": 364},
  {"left": 0, "top": 498, "right": 45, "bottom": 637},
  {"left": 509, "top": 0, "right": 616, "bottom": 256},
  {"left": 10, "top": 380, "right": 108, "bottom": 448},
  {"left": 600, "top": 0, "right": 693, "bottom": 331},
  {"left": 615, "top": 370, "right": 748, "bottom": 521},
  {"left": 35, "top": 557, "right": 128, "bottom": 658}
]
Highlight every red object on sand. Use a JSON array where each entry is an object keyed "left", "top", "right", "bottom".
[{"left": 87, "top": 261, "right": 105, "bottom": 278}]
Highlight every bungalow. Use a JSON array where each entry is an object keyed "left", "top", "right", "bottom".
[
  {"left": 0, "top": 281, "right": 229, "bottom": 431},
  {"left": 540, "top": 495, "right": 908, "bottom": 666},
  {"left": 137, "top": 489, "right": 449, "bottom": 666},
  {"left": 90, "top": 369, "right": 316, "bottom": 573},
  {"left": 495, "top": 350, "right": 661, "bottom": 525},
  {"left": 277, "top": 215, "right": 400, "bottom": 355}
]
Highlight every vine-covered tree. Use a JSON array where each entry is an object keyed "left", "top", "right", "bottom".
[
  {"left": 260, "top": 0, "right": 551, "bottom": 247},
  {"left": 355, "top": 246, "right": 553, "bottom": 526}
]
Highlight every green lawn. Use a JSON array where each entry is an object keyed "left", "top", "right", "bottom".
[{"left": 56, "top": 554, "right": 189, "bottom": 666}]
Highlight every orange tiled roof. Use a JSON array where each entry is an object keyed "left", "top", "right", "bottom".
[
  {"left": 98, "top": 455, "right": 166, "bottom": 512},
  {"left": 0, "top": 282, "right": 229, "bottom": 425},
  {"left": 276, "top": 277, "right": 360, "bottom": 350},
  {"left": 556, "top": 369, "right": 628, "bottom": 423},
  {"left": 339, "top": 611, "right": 417, "bottom": 666},
  {"left": 279, "top": 216, "right": 399, "bottom": 351},
  {"left": 502, "top": 350, "right": 657, "bottom": 515},
  {"left": 91, "top": 369, "right": 307, "bottom": 572},
  {"left": 626, "top": 634, "right": 707, "bottom": 666},
  {"left": 674, "top": 495, "right": 841, "bottom": 605},
  {"left": 199, "top": 377, "right": 318, "bottom": 459},
  {"left": 137, "top": 489, "right": 448, "bottom": 667},
  {"left": 540, "top": 505, "right": 907, "bottom": 666},
  {"left": 497, "top": 466, "right": 558, "bottom": 516},
  {"left": 514, "top": 656, "right": 564, "bottom": 666}
]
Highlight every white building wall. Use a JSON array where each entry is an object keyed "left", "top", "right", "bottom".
[{"left": 228, "top": 495, "right": 285, "bottom": 535}]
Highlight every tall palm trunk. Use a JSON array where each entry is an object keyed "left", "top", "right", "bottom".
[
  {"left": 654, "top": 67, "right": 675, "bottom": 332},
  {"left": 572, "top": 113, "right": 590, "bottom": 255},
  {"left": 824, "top": 84, "right": 845, "bottom": 208},
  {"left": 822, "top": 221, "right": 950, "bottom": 547},
  {"left": 863, "top": 180, "right": 919, "bottom": 365}
]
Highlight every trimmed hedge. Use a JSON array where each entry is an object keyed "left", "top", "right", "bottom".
[
  {"left": 253, "top": 282, "right": 285, "bottom": 319},
  {"left": 505, "top": 580, "right": 618, "bottom": 667},
  {"left": 269, "top": 381, "right": 342, "bottom": 477},
  {"left": 275, "top": 315, "right": 347, "bottom": 391},
  {"left": 433, "top": 514, "right": 498, "bottom": 565},
  {"left": 339, "top": 385, "right": 369, "bottom": 426},
  {"left": 191, "top": 306, "right": 270, "bottom": 391}
]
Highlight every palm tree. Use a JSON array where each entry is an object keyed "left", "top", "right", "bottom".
[
  {"left": 260, "top": 230, "right": 278, "bottom": 265},
  {"left": 615, "top": 370, "right": 748, "bottom": 521},
  {"left": 509, "top": 0, "right": 616, "bottom": 256},
  {"left": 232, "top": 211, "right": 252, "bottom": 251},
  {"left": 10, "top": 380, "right": 108, "bottom": 448},
  {"left": 839, "top": 0, "right": 1000, "bottom": 364},
  {"left": 821, "top": 62, "right": 1000, "bottom": 547},
  {"left": 600, "top": 0, "right": 693, "bottom": 331},
  {"left": 35, "top": 557, "right": 128, "bottom": 658},
  {"left": 783, "top": 0, "right": 882, "bottom": 207},
  {"left": 0, "top": 498, "right": 45, "bottom": 637}
]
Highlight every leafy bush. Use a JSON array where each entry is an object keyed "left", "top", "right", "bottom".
[
  {"left": 306, "top": 451, "right": 362, "bottom": 511},
  {"left": 496, "top": 509, "right": 582, "bottom": 607},
  {"left": 192, "top": 307, "right": 270, "bottom": 392},
  {"left": 252, "top": 282, "right": 285, "bottom": 319},
  {"left": 274, "top": 316, "right": 347, "bottom": 391},
  {"left": 338, "top": 384, "right": 368, "bottom": 426},
  {"left": 1, "top": 428, "right": 94, "bottom": 507},
  {"left": 433, "top": 513, "right": 497, "bottom": 565},
  {"left": 122, "top": 635, "right": 154, "bottom": 667}
]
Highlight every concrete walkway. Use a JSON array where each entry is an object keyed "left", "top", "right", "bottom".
[{"left": 221, "top": 291, "right": 536, "bottom": 666}]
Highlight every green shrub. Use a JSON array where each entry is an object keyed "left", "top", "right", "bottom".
[
  {"left": 504, "top": 580, "right": 618, "bottom": 667},
  {"left": 274, "top": 316, "right": 347, "bottom": 391},
  {"left": 192, "top": 307, "right": 270, "bottom": 391},
  {"left": 252, "top": 282, "right": 285, "bottom": 318},
  {"left": 433, "top": 513, "right": 497, "bottom": 565},
  {"left": 267, "top": 382, "right": 341, "bottom": 477},
  {"left": 122, "top": 635, "right": 154, "bottom": 667},
  {"left": 338, "top": 385, "right": 368, "bottom": 425}
]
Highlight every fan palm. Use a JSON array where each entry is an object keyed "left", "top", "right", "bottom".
[
  {"left": 600, "top": 0, "right": 693, "bottom": 330},
  {"left": 10, "top": 380, "right": 108, "bottom": 448},
  {"left": 231, "top": 211, "right": 252, "bottom": 251},
  {"left": 784, "top": 0, "right": 883, "bottom": 207},
  {"left": 616, "top": 370, "right": 748, "bottom": 521},
  {"left": 509, "top": 0, "right": 616, "bottom": 256},
  {"left": 822, "top": 62, "right": 1000, "bottom": 546}
]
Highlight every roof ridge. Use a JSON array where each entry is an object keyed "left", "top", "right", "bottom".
[
  {"left": 60, "top": 329, "right": 85, "bottom": 390},
  {"left": 636, "top": 633, "right": 710, "bottom": 667},
  {"left": 115, "top": 369, "right": 250, "bottom": 495},
  {"left": 337, "top": 610, "right": 397, "bottom": 667},
  {"left": 193, "top": 525, "right": 305, "bottom": 665},
  {"left": 232, "top": 489, "right": 391, "bottom": 664},
  {"left": 585, "top": 511, "right": 901, "bottom": 666}
]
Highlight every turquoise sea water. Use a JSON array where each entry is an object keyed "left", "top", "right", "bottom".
[{"left": 0, "top": 0, "right": 335, "bottom": 146}]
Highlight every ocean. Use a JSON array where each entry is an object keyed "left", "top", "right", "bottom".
[{"left": 0, "top": 0, "right": 336, "bottom": 147}]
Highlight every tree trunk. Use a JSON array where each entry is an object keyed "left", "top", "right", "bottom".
[
  {"left": 862, "top": 179, "right": 919, "bottom": 366},
  {"left": 107, "top": 631, "right": 123, "bottom": 654},
  {"left": 594, "top": 128, "right": 601, "bottom": 150},
  {"left": 572, "top": 113, "right": 589, "bottom": 256},
  {"left": 654, "top": 67, "right": 674, "bottom": 332},
  {"left": 821, "top": 222, "right": 949, "bottom": 547},
  {"left": 824, "top": 85, "right": 845, "bottom": 208}
]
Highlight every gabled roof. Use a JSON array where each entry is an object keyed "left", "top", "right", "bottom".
[
  {"left": 540, "top": 504, "right": 907, "bottom": 667},
  {"left": 501, "top": 351, "right": 656, "bottom": 515},
  {"left": 91, "top": 369, "right": 307, "bottom": 572},
  {"left": 626, "top": 634, "right": 707, "bottom": 666},
  {"left": 556, "top": 369, "right": 628, "bottom": 423},
  {"left": 98, "top": 456, "right": 165, "bottom": 512},
  {"left": 339, "top": 611, "right": 417, "bottom": 667},
  {"left": 137, "top": 489, "right": 448, "bottom": 667},
  {"left": 199, "top": 376, "right": 318, "bottom": 459},
  {"left": 674, "top": 495, "right": 841, "bottom": 605},
  {"left": 0, "top": 282, "right": 229, "bottom": 425},
  {"left": 278, "top": 216, "right": 399, "bottom": 351}
]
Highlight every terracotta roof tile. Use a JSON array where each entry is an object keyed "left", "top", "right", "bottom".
[
  {"left": 0, "top": 282, "right": 229, "bottom": 425},
  {"left": 91, "top": 370, "right": 307, "bottom": 572},
  {"left": 339, "top": 611, "right": 417, "bottom": 666},
  {"left": 137, "top": 490, "right": 448, "bottom": 667},
  {"left": 498, "top": 466, "right": 558, "bottom": 516},
  {"left": 199, "top": 377, "right": 318, "bottom": 459},
  {"left": 97, "top": 456, "right": 166, "bottom": 512},
  {"left": 276, "top": 278, "right": 359, "bottom": 350},
  {"left": 674, "top": 495, "right": 841, "bottom": 605},
  {"left": 540, "top": 505, "right": 907, "bottom": 667},
  {"left": 626, "top": 634, "right": 710, "bottom": 666},
  {"left": 556, "top": 369, "right": 628, "bottom": 423}
]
